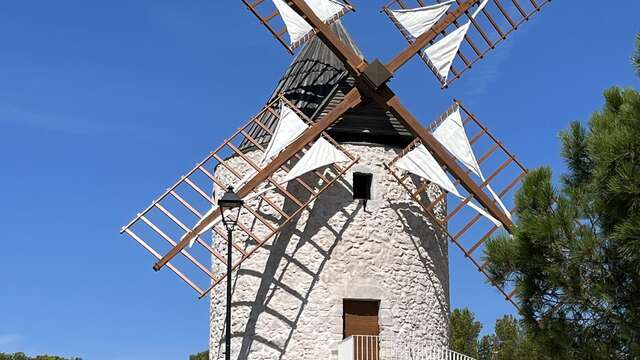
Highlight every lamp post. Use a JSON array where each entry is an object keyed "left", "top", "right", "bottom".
[{"left": 218, "top": 186, "right": 244, "bottom": 360}]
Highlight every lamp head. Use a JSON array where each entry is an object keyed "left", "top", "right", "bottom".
[{"left": 218, "top": 186, "right": 244, "bottom": 232}]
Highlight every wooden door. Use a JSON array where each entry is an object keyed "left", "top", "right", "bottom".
[{"left": 343, "top": 300, "right": 380, "bottom": 360}]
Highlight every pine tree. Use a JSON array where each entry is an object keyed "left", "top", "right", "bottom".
[
  {"left": 484, "top": 41, "right": 640, "bottom": 359},
  {"left": 0, "top": 354, "right": 81, "bottom": 360},
  {"left": 477, "top": 335, "right": 494, "bottom": 360},
  {"left": 449, "top": 308, "right": 482, "bottom": 358},
  {"left": 189, "top": 351, "right": 209, "bottom": 360},
  {"left": 494, "top": 316, "right": 519, "bottom": 360}
]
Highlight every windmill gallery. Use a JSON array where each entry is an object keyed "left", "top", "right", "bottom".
[{"left": 120, "top": 1, "right": 551, "bottom": 359}]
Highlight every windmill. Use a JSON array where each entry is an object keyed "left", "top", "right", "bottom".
[{"left": 120, "top": 0, "right": 550, "bottom": 359}]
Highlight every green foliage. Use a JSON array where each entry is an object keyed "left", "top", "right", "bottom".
[
  {"left": 189, "top": 351, "right": 209, "bottom": 360},
  {"left": 449, "top": 308, "right": 482, "bottom": 358},
  {"left": 493, "top": 315, "right": 549, "bottom": 360},
  {"left": 0, "top": 353, "right": 81, "bottom": 360},
  {"left": 477, "top": 335, "right": 494, "bottom": 360},
  {"left": 450, "top": 311, "right": 549, "bottom": 360},
  {"left": 494, "top": 316, "right": 519, "bottom": 360},
  {"left": 484, "top": 85, "right": 640, "bottom": 359}
]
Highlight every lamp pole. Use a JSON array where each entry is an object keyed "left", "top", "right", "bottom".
[
  {"left": 226, "top": 227, "right": 232, "bottom": 360},
  {"left": 218, "top": 186, "right": 244, "bottom": 360}
]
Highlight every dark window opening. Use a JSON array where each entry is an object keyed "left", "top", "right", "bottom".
[
  {"left": 353, "top": 172, "right": 373, "bottom": 202},
  {"left": 343, "top": 299, "right": 380, "bottom": 339}
]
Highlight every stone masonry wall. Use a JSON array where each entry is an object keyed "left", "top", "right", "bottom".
[{"left": 210, "top": 143, "right": 449, "bottom": 360}]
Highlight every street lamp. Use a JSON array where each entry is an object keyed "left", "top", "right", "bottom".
[{"left": 218, "top": 186, "right": 244, "bottom": 360}]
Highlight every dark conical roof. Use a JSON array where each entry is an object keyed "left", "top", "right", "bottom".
[{"left": 252, "top": 21, "right": 413, "bottom": 148}]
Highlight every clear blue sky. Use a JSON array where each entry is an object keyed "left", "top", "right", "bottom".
[{"left": 1, "top": 1, "right": 639, "bottom": 359}]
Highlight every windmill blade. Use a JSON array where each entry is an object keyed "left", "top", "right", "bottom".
[
  {"left": 287, "top": 0, "right": 514, "bottom": 228},
  {"left": 121, "top": 95, "right": 358, "bottom": 297},
  {"left": 385, "top": 101, "right": 527, "bottom": 311},
  {"left": 394, "top": 143, "right": 503, "bottom": 226},
  {"left": 432, "top": 106, "right": 511, "bottom": 219},
  {"left": 395, "top": 143, "right": 462, "bottom": 197},
  {"left": 386, "top": 1, "right": 455, "bottom": 39},
  {"left": 265, "top": 0, "right": 516, "bottom": 230},
  {"left": 240, "top": 0, "right": 354, "bottom": 53},
  {"left": 281, "top": 137, "right": 351, "bottom": 183},
  {"left": 367, "top": 85, "right": 515, "bottom": 230},
  {"left": 384, "top": 0, "right": 552, "bottom": 87},
  {"left": 146, "top": 0, "right": 535, "bottom": 277}
]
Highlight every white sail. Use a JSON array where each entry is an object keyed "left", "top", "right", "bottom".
[
  {"left": 260, "top": 102, "right": 309, "bottom": 164},
  {"left": 433, "top": 107, "right": 512, "bottom": 220},
  {"left": 433, "top": 108, "right": 482, "bottom": 177},
  {"left": 424, "top": 0, "right": 489, "bottom": 81},
  {"left": 273, "top": 0, "right": 313, "bottom": 45},
  {"left": 424, "top": 22, "right": 470, "bottom": 81},
  {"left": 395, "top": 144, "right": 461, "bottom": 197},
  {"left": 389, "top": 1, "right": 453, "bottom": 39},
  {"left": 306, "top": 0, "right": 348, "bottom": 22},
  {"left": 282, "top": 137, "right": 350, "bottom": 183},
  {"left": 395, "top": 144, "right": 501, "bottom": 226},
  {"left": 273, "top": 0, "right": 349, "bottom": 45}
]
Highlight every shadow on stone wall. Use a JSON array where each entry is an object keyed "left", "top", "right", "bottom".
[
  {"left": 229, "top": 175, "right": 361, "bottom": 359},
  {"left": 388, "top": 197, "right": 450, "bottom": 322}
]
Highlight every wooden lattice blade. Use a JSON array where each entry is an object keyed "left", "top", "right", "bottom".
[
  {"left": 384, "top": 0, "right": 552, "bottom": 87},
  {"left": 121, "top": 95, "right": 359, "bottom": 297},
  {"left": 145, "top": 0, "right": 514, "bottom": 292},
  {"left": 273, "top": 0, "right": 515, "bottom": 230},
  {"left": 385, "top": 100, "right": 527, "bottom": 311},
  {"left": 240, "top": 0, "right": 355, "bottom": 53}
]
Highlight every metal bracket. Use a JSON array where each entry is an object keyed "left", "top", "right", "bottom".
[{"left": 361, "top": 59, "right": 393, "bottom": 90}]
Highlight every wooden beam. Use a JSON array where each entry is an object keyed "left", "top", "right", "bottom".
[
  {"left": 386, "top": 0, "right": 481, "bottom": 73},
  {"left": 152, "top": 88, "right": 363, "bottom": 271},
  {"left": 240, "top": 0, "right": 294, "bottom": 54},
  {"left": 288, "top": 0, "right": 366, "bottom": 77},
  {"left": 366, "top": 85, "right": 514, "bottom": 230},
  {"left": 153, "top": 0, "right": 509, "bottom": 271},
  {"left": 284, "top": 0, "right": 511, "bottom": 229}
]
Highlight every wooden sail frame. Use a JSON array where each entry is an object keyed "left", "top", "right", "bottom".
[
  {"left": 240, "top": 0, "right": 355, "bottom": 54},
  {"left": 384, "top": 100, "right": 527, "bottom": 310},
  {"left": 121, "top": 94, "right": 359, "bottom": 297},
  {"left": 136, "top": 0, "right": 553, "bottom": 301},
  {"left": 383, "top": 0, "right": 552, "bottom": 87},
  {"left": 149, "top": 0, "right": 517, "bottom": 275}
]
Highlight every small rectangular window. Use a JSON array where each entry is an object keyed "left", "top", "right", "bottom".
[
  {"left": 343, "top": 299, "right": 380, "bottom": 338},
  {"left": 353, "top": 172, "right": 373, "bottom": 201}
]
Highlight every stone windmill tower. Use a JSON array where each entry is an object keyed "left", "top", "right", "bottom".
[
  {"left": 207, "top": 21, "right": 449, "bottom": 359},
  {"left": 120, "top": 1, "right": 551, "bottom": 359}
]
